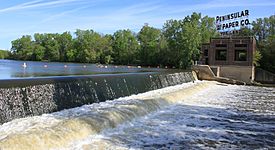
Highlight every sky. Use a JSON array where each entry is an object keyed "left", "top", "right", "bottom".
[{"left": 0, "top": 0, "right": 274, "bottom": 50}]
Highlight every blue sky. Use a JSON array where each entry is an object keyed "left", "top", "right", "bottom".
[{"left": 0, "top": 0, "right": 274, "bottom": 49}]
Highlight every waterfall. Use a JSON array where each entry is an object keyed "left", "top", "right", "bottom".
[
  {"left": 0, "top": 71, "right": 195, "bottom": 124},
  {"left": 0, "top": 80, "right": 213, "bottom": 150}
]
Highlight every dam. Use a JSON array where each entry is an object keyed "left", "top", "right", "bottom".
[
  {"left": 0, "top": 71, "right": 195, "bottom": 124},
  {"left": 0, "top": 71, "right": 274, "bottom": 149}
]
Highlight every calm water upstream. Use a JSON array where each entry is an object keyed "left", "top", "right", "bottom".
[
  {"left": 0, "top": 59, "right": 163, "bottom": 79},
  {"left": 0, "top": 81, "right": 274, "bottom": 149}
]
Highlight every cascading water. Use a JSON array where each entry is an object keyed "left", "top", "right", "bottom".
[
  {"left": 0, "top": 71, "right": 194, "bottom": 124},
  {"left": 0, "top": 77, "right": 274, "bottom": 149},
  {"left": 0, "top": 80, "right": 212, "bottom": 149}
]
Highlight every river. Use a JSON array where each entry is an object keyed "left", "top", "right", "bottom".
[
  {"left": 0, "top": 59, "right": 163, "bottom": 79},
  {"left": 0, "top": 81, "right": 274, "bottom": 149}
]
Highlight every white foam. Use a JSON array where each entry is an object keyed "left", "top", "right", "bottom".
[
  {"left": 68, "top": 83, "right": 275, "bottom": 149},
  {"left": 0, "top": 80, "right": 210, "bottom": 149},
  {"left": 1, "top": 81, "right": 273, "bottom": 149}
]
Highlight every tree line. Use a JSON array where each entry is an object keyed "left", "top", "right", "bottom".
[
  {"left": 8, "top": 12, "right": 217, "bottom": 69},
  {"left": 6, "top": 12, "right": 275, "bottom": 72},
  {"left": 0, "top": 50, "right": 9, "bottom": 59},
  {"left": 239, "top": 14, "right": 275, "bottom": 73}
]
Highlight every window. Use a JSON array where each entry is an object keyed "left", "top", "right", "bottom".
[
  {"left": 216, "top": 49, "right": 227, "bottom": 61},
  {"left": 235, "top": 50, "right": 247, "bottom": 61},
  {"left": 204, "top": 49, "right": 208, "bottom": 56}
]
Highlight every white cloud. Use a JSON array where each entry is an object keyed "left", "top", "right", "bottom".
[
  {"left": 31, "top": 6, "right": 88, "bottom": 27},
  {"left": 65, "top": 2, "right": 164, "bottom": 31},
  {"left": 0, "top": 0, "right": 86, "bottom": 13}
]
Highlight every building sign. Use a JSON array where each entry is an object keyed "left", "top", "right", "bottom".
[{"left": 216, "top": 10, "right": 250, "bottom": 35}]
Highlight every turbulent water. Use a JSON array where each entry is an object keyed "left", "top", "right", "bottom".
[{"left": 0, "top": 81, "right": 274, "bottom": 149}]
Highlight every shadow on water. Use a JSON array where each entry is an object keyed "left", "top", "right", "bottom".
[{"left": 93, "top": 104, "right": 275, "bottom": 150}]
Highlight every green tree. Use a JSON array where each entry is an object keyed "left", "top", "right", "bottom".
[
  {"left": 138, "top": 25, "right": 162, "bottom": 65},
  {"left": 11, "top": 35, "right": 33, "bottom": 60},
  {"left": 251, "top": 15, "right": 275, "bottom": 73},
  {"left": 33, "top": 33, "right": 60, "bottom": 61},
  {"left": 253, "top": 50, "right": 262, "bottom": 67},
  {"left": 259, "top": 35, "right": 275, "bottom": 72},
  {"left": 162, "top": 19, "right": 182, "bottom": 66},
  {"left": 32, "top": 33, "right": 46, "bottom": 61},
  {"left": 8, "top": 12, "right": 273, "bottom": 72},
  {"left": 200, "top": 15, "right": 219, "bottom": 43},
  {"left": 0, "top": 50, "right": 9, "bottom": 59},
  {"left": 181, "top": 12, "right": 202, "bottom": 65},
  {"left": 163, "top": 12, "right": 212, "bottom": 68},
  {"left": 31, "top": 44, "right": 45, "bottom": 61},
  {"left": 74, "top": 29, "right": 101, "bottom": 63},
  {"left": 98, "top": 34, "right": 113, "bottom": 64},
  {"left": 56, "top": 32, "right": 73, "bottom": 62},
  {"left": 157, "top": 33, "right": 169, "bottom": 66},
  {"left": 112, "top": 29, "right": 139, "bottom": 65},
  {"left": 238, "top": 27, "right": 254, "bottom": 36}
]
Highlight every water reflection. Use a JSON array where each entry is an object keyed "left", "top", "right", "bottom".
[{"left": 0, "top": 59, "right": 165, "bottom": 79}]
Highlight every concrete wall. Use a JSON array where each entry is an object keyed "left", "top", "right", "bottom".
[
  {"left": 255, "top": 68, "right": 275, "bottom": 84},
  {"left": 192, "top": 65, "right": 216, "bottom": 80},
  {"left": 210, "top": 66, "right": 220, "bottom": 77},
  {"left": 192, "top": 65, "right": 246, "bottom": 85},
  {"left": 219, "top": 65, "right": 254, "bottom": 83},
  {"left": 0, "top": 72, "right": 195, "bottom": 124}
]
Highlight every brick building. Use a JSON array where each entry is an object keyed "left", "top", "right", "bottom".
[{"left": 200, "top": 36, "right": 256, "bottom": 83}]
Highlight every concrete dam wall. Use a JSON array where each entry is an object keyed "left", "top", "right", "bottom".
[
  {"left": 255, "top": 68, "right": 275, "bottom": 84},
  {"left": 0, "top": 71, "right": 195, "bottom": 124}
]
